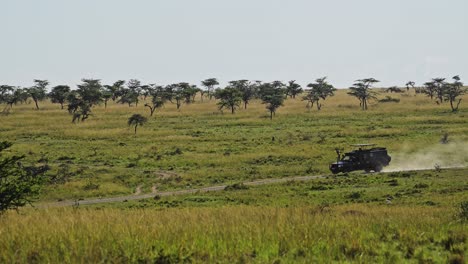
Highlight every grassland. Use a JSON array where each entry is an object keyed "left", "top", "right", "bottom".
[
  {"left": 1, "top": 89, "right": 467, "bottom": 200},
  {"left": 1, "top": 168, "right": 467, "bottom": 263},
  {"left": 1, "top": 89, "right": 467, "bottom": 262}
]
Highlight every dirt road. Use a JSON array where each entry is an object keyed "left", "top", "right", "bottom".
[
  {"left": 39, "top": 175, "right": 327, "bottom": 207},
  {"left": 35, "top": 166, "right": 466, "bottom": 208}
]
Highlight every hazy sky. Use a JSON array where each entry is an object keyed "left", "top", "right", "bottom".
[{"left": 1, "top": 0, "right": 467, "bottom": 88}]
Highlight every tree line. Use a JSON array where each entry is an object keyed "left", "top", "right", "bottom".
[{"left": 0, "top": 76, "right": 466, "bottom": 122}]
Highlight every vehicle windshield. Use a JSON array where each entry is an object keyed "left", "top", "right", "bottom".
[{"left": 342, "top": 155, "right": 352, "bottom": 161}]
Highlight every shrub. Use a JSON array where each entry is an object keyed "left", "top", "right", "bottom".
[
  {"left": 346, "top": 191, "right": 362, "bottom": 200},
  {"left": 0, "top": 141, "right": 49, "bottom": 213},
  {"left": 457, "top": 201, "right": 468, "bottom": 221},
  {"left": 378, "top": 96, "right": 400, "bottom": 103}
]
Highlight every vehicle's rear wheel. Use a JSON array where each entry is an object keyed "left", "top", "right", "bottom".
[{"left": 374, "top": 164, "right": 383, "bottom": 172}]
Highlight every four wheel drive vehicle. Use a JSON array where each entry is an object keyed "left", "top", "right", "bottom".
[{"left": 329, "top": 144, "right": 391, "bottom": 174}]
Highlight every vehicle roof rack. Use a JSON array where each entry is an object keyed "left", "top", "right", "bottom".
[{"left": 349, "top": 144, "right": 376, "bottom": 147}]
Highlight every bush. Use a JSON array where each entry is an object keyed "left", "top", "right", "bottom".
[
  {"left": 457, "top": 201, "right": 468, "bottom": 221},
  {"left": 83, "top": 181, "right": 100, "bottom": 190},
  {"left": 346, "top": 191, "right": 362, "bottom": 200},
  {"left": 378, "top": 96, "right": 400, "bottom": 103},
  {"left": 0, "top": 141, "right": 49, "bottom": 213}
]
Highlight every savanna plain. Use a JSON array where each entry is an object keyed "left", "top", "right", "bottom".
[{"left": 1, "top": 89, "right": 467, "bottom": 263}]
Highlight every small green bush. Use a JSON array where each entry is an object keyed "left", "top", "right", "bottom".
[{"left": 457, "top": 201, "right": 468, "bottom": 221}]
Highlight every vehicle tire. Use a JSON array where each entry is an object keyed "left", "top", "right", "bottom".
[{"left": 374, "top": 164, "right": 383, "bottom": 172}]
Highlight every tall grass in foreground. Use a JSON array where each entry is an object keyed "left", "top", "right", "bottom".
[{"left": 1, "top": 205, "right": 466, "bottom": 263}]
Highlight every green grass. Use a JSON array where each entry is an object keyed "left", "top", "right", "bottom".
[
  {"left": 94, "top": 167, "right": 468, "bottom": 210},
  {"left": 1, "top": 90, "right": 467, "bottom": 201},
  {"left": 1, "top": 166, "right": 467, "bottom": 263},
  {"left": 1, "top": 89, "right": 467, "bottom": 262}
]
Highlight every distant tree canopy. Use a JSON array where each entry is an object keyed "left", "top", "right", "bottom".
[
  {"left": 145, "top": 85, "right": 168, "bottom": 116},
  {"left": 1, "top": 76, "right": 466, "bottom": 121},
  {"left": 28, "top": 79, "right": 49, "bottom": 110},
  {"left": 77, "top": 79, "right": 103, "bottom": 107},
  {"left": 103, "top": 80, "right": 126, "bottom": 102},
  {"left": 214, "top": 86, "right": 242, "bottom": 114},
  {"left": 285, "top": 80, "right": 303, "bottom": 99},
  {"left": 405, "top": 81, "right": 415, "bottom": 91},
  {"left": 303, "top": 77, "right": 336, "bottom": 111},
  {"left": 258, "top": 82, "right": 286, "bottom": 119},
  {"left": 446, "top": 75, "right": 466, "bottom": 112},
  {"left": 0, "top": 141, "right": 49, "bottom": 213},
  {"left": 227, "top": 80, "right": 257, "bottom": 110},
  {"left": 201, "top": 78, "right": 219, "bottom": 100},
  {"left": 0, "top": 85, "right": 22, "bottom": 110},
  {"left": 68, "top": 79, "right": 103, "bottom": 122},
  {"left": 166, "top": 83, "right": 185, "bottom": 110},
  {"left": 49, "top": 85, "right": 70, "bottom": 109},
  {"left": 348, "top": 78, "right": 379, "bottom": 110},
  {"left": 180, "top": 83, "right": 200, "bottom": 104},
  {"left": 128, "top": 114, "right": 148, "bottom": 135},
  {"left": 118, "top": 89, "right": 139, "bottom": 107},
  {"left": 423, "top": 76, "right": 466, "bottom": 112}
]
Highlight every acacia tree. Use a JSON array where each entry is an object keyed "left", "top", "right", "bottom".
[
  {"left": 348, "top": 78, "right": 379, "bottom": 110},
  {"left": 201, "top": 78, "right": 219, "bottom": 100},
  {"left": 140, "top": 85, "right": 151, "bottom": 100},
  {"left": 214, "top": 87, "right": 242, "bottom": 114},
  {"left": 101, "top": 89, "right": 113, "bottom": 109},
  {"left": 67, "top": 79, "right": 103, "bottom": 123},
  {"left": 422, "top": 81, "right": 436, "bottom": 100},
  {"left": 444, "top": 75, "right": 466, "bottom": 112},
  {"left": 259, "top": 82, "right": 285, "bottom": 119},
  {"left": 179, "top": 83, "right": 199, "bottom": 104},
  {"left": 145, "top": 86, "right": 168, "bottom": 116},
  {"left": 303, "top": 77, "right": 336, "bottom": 110},
  {"left": 422, "top": 78, "right": 449, "bottom": 104},
  {"left": 432, "top": 78, "right": 446, "bottom": 103},
  {"left": 118, "top": 89, "right": 139, "bottom": 107},
  {"left": 128, "top": 114, "right": 147, "bottom": 135},
  {"left": 127, "top": 79, "right": 142, "bottom": 106},
  {"left": 228, "top": 80, "right": 255, "bottom": 109},
  {"left": 165, "top": 83, "right": 190, "bottom": 110},
  {"left": 77, "top": 79, "right": 103, "bottom": 107},
  {"left": 0, "top": 86, "right": 28, "bottom": 112},
  {"left": 405, "top": 81, "right": 415, "bottom": 92},
  {"left": 0, "top": 141, "right": 49, "bottom": 213},
  {"left": 48, "top": 85, "right": 70, "bottom": 109},
  {"left": 103, "top": 80, "right": 126, "bottom": 102},
  {"left": 285, "top": 80, "right": 303, "bottom": 99},
  {"left": 165, "top": 84, "right": 182, "bottom": 109},
  {"left": 28, "top": 79, "right": 49, "bottom": 110}
]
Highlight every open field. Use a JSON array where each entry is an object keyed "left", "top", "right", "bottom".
[
  {"left": 1, "top": 168, "right": 467, "bottom": 263},
  {"left": 1, "top": 89, "right": 468, "bottom": 262},
  {"left": 1, "top": 89, "right": 467, "bottom": 201}
]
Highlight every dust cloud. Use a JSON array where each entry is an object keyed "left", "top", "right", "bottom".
[{"left": 383, "top": 141, "right": 468, "bottom": 172}]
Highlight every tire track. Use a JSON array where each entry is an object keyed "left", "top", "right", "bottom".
[
  {"left": 38, "top": 174, "right": 327, "bottom": 207},
  {"left": 39, "top": 166, "right": 466, "bottom": 208}
]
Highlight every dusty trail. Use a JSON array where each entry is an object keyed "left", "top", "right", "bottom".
[
  {"left": 38, "top": 175, "right": 327, "bottom": 207},
  {"left": 37, "top": 166, "right": 466, "bottom": 208}
]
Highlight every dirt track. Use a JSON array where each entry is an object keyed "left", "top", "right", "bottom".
[{"left": 38, "top": 175, "right": 327, "bottom": 207}]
